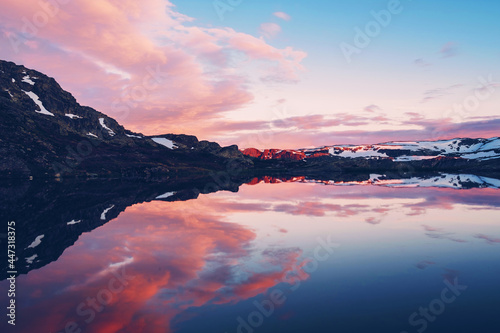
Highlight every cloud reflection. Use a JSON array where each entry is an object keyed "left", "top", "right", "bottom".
[{"left": 10, "top": 180, "right": 500, "bottom": 333}]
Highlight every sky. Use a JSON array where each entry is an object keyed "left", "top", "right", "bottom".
[{"left": 1, "top": 0, "right": 499, "bottom": 148}]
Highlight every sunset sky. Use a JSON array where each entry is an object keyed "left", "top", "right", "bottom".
[{"left": 1, "top": 0, "right": 499, "bottom": 148}]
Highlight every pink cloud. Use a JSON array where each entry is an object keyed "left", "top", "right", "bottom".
[
  {"left": 273, "top": 12, "right": 292, "bottom": 21},
  {"left": 475, "top": 234, "right": 500, "bottom": 245},
  {"left": 414, "top": 58, "right": 431, "bottom": 67},
  {"left": 440, "top": 42, "right": 459, "bottom": 58},
  {"left": 364, "top": 104, "right": 381, "bottom": 112},
  {"left": 0, "top": 0, "right": 307, "bottom": 136},
  {"left": 259, "top": 22, "right": 282, "bottom": 39},
  {"left": 224, "top": 116, "right": 500, "bottom": 149}
]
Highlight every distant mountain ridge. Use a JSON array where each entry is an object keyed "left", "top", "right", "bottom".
[
  {"left": 242, "top": 137, "right": 500, "bottom": 162},
  {"left": 0, "top": 59, "right": 499, "bottom": 179}
]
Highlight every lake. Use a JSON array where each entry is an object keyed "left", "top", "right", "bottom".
[{"left": 1, "top": 176, "right": 500, "bottom": 333}]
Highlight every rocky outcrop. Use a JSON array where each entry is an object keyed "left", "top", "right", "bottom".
[{"left": 0, "top": 60, "right": 252, "bottom": 179}]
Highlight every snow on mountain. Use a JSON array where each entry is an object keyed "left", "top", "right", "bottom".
[
  {"left": 23, "top": 90, "right": 55, "bottom": 116},
  {"left": 328, "top": 145, "right": 389, "bottom": 158},
  {"left": 242, "top": 138, "right": 500, "bottom": 162},
  {"left": 152, "top": 137, "right": 177, "bottom": 149},
  {"left": 22, "top": 75, "right": 36, "bottom": 85},
  {"left": 99, "top": 117, "right": 116, "bottom": 136},
  {"left": 379, "top": 138, "right": 499, "bottom": 154},
  {"left": 325, "top": 138, "right": 500, "bottom": 160}
]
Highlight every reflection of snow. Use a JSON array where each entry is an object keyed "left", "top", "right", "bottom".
[
  {"left": 27, "top": 235, "right": 44, "bottom": 248},
  {"left": 156, "top": 192, "right": 176, "bottom": 199},
  {"left": 26, "top": 254, "right": 38, "bottom": 264},
  {"left": 301, "top": 173, "right": 500, "bottom": 189},
  {"left": 101, "top": 205, "right": 115, "bottom": 220}
]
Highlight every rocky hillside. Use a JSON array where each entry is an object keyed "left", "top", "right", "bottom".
[
  {"left": 0, "top": 60, "right": 251, "bottom": 179},
  {"left": 1, "top": 59, "right": 498, "bottom": 180}
]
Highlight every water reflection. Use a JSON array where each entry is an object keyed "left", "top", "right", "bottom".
[{"left": 1, "top": 175, "right": 499, "bottom": 332}]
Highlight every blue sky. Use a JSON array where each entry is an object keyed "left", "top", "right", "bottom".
[
  {"left": 171, "top": 0, "right": 500, "bottom": 147},
  {"left": 2, "top": 0, "right": 498, "bottom": 147}
]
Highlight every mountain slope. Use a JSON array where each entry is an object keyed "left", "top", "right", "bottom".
[{"left": 0, "top": 60, "right": 251, "bottom": 178}]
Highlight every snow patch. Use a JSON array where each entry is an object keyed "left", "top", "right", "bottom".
[
  {"left": 152, "top": 137, "right": 177, "bottom": 149},
  {"left": 460, "top": 151, "right": 500, "bottom": 160},
  {"left": 4, "top": 89, "right": 13, "bottom": 97},
  {"left": 370, "top": 174, "right": 499, "bottom": 189},
  {"left": 329, "top": 146, "right": 389, "bottom": 158},
  {"left": 87, "top": 133, "right": 98, "bottom": 138},
  {"left": 26, "top": 254, "right": 38, "bottom": 264},
  {"left": 320, "top": 138, "right": 500, "bottom": 161},
  {"left": 100, "top": 205, "right": 115, "bottom": 220},
  {"left": 11, "top": 78, "right": 15, "bottom": 82},
  {"left": 99, "top": 118, "right": 115, "bottom": 136},
  {"left": 156, "top": 191, "right": 176, "bottom": 199},
  {"left": 393, "top": 156, "right": 439, "bottom": 162},
  {"left": 479, "top": 138, "right": 500, "bottom": 151},
  {"left": 27, "top": 235, "right": 44, "bottom": 249},
  {"left": 22, "top": 75, "right": 35, "bottom": 85},
  {"left": 67, "top": 220, "right": 81, "bottom": 225},
  {"left": 126, "top": 134, "right": 142, "bottom": 138},
  {"left": 65, "top": 114, "right": 82, "bottom": 119},
  {"left": 479, "top": 176, "right": 500, "bottom": 188},
  {"left": 23, "top": 90, "right": 54, "bottom": 116}
]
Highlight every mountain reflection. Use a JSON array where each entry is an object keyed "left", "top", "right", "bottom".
[
  {"left": 1, "top": 173, "right": 499, "bottom": 333},
  {"left": 11, "top": 199, "right": 307, "bottom": 333}
]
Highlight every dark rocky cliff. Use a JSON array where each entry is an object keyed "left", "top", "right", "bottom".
[{"left": 0, "top": 60, "right": 252, "bottom": 179}]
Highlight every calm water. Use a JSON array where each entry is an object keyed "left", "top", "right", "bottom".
[{"left": 2, "top": 179, "right": 500, "bottom": 333}]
